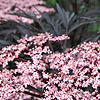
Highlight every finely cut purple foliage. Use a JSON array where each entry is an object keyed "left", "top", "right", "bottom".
[{"left": 0, "top": 32, "right": 100, "bottom": 100}]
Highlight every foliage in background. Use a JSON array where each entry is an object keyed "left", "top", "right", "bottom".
[
  {"left": 44, "top": 0, "right": 57, "bottom": 7},
  {"left": 44, "top": 0, "right": 100, "bottom": 47}
]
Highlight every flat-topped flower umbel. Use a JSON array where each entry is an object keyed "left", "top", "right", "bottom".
[
  {"left": 0, "top": 0, "right": 54, "bottom": 23},
  {"left": 0, "top": 32, "right": 100, "bottom": 100}
]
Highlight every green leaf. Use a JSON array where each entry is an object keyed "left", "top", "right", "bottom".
[
  {"left": 6, "top": 61, "right": 17, "bottom": 70},
  {"left": 0, "top": 65, "right": 3, "bottom": 71}
]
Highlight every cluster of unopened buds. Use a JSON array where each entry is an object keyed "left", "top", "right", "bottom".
[{"left": 0, "top": 32, "right": 100, "bottom": 100}]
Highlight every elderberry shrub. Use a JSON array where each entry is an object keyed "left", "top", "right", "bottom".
[{"left": 0, "top": 33, "right": 100, "bottom": 100}]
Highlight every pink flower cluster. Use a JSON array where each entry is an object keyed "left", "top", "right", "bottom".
[
  {"left": 0, "top": 0, "right": 54, "bottom": 23},
  {"left": 0, "top": 32, "right": 100, "bottom": 100}
]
